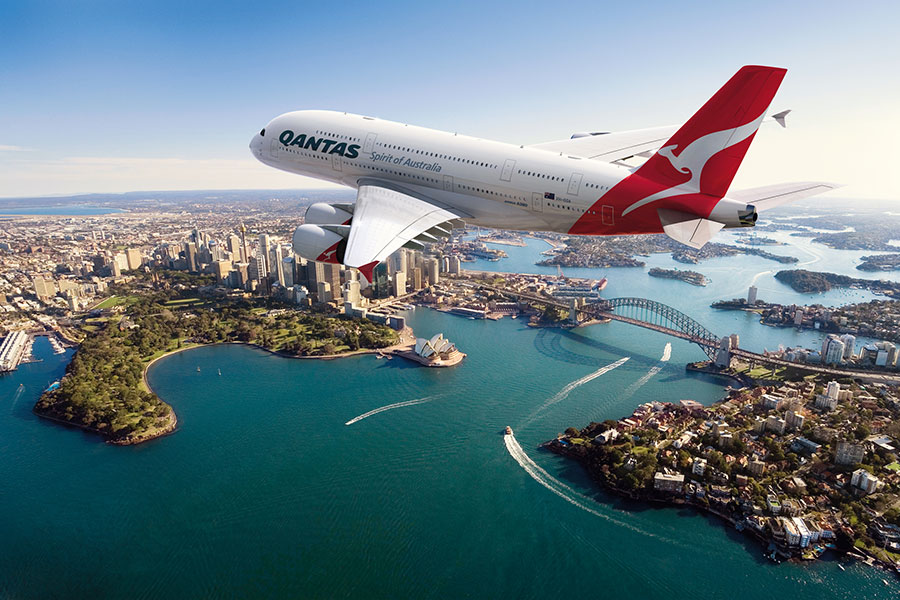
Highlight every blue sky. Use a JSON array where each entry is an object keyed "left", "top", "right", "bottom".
[{"left": 1, "top": 0, "right": 898, "bottom": 198}]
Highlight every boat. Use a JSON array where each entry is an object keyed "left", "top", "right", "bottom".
[
  {"left": 837, "top": 564, "right": 845, "bottom": 571},
  {"left": 217, "top": 369, "right": 221, "bottom": 376},
  {"left": 196, "top": 367, "right": 201, "bottom": 372},
  {"left": 505, "top": 426, "right": 512, "bottom": 435},
  {"left": 884, "top": 579, "right": 890, "bottom": 586}
]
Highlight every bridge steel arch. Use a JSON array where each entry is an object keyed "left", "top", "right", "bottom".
[{"left": 592, "top": 297, "right": 720, "bottom": 360}]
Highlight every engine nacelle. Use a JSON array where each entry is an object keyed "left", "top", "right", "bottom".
[
  {"left": 304, "top": 202, "right": 353, "bottom": 225},
  {"left": 292, "top": 224, "right": 348, "bottom": 264},
  {"left": 709, "top": 198, "right": 758, "bottom": 228}
]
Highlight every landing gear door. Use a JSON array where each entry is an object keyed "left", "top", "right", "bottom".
[
  {"left": 532, "top": 192, "right": 543, "bottom": 213},
  {"left": 363, "top": 133, "right": 377, "bottom": 154},
  {"left": 567, "top": 173, "right": 583, "bottom": 196},
  {"left": 500, "top": 159, "right": 516, "bottom": 182}
]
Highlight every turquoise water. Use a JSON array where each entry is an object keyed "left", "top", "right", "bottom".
[{"left": 2, "top": 236, "right": 899, "bottom": 598}]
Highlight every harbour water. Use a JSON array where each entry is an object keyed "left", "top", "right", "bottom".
[{"left": 1, "top": 238, "right": 898, "bottom": 598}]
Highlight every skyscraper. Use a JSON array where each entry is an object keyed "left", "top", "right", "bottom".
[
  {"left": 747, "top": 285, "right": 758, "bottom": 304},
  {"left": 258, "top": 234, "right": 271, "bottom": 275},
  {"left": 821, "top": 334, "right": 845, "bottom": 365},
  {"left": 226, "top": 234, "right": 241, "bottom": 260}
]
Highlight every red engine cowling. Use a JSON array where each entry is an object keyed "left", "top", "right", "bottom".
[
  {"left": 304, "top": 203, "right": 353, "bottom": 226},
  {"left": 291, "top": 224, "right": 348, "bottom": 264}
]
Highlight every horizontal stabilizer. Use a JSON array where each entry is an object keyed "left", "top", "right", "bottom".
[
  {"left": 658, "top": 208, "right": 724, "bottom": 249},
  {"left": 729, "top": 182, "right": 841, "bottom": 211}
]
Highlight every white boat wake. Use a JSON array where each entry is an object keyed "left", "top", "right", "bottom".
[
  {"left": 345, "top": 396, "right": 433, "bottom": 426},
  {"left": 621, "top": 343, "right": 671, "bottom": 401},
  {"left": 535, "top": 357, "right": 630, "bottom": 415},
  {"left": 504, "top": 433, "right": 672, "bottom": 542}
]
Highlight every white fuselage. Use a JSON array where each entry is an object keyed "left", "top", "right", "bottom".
[{"left": 250, "top": 110, "right": 639, "bottom": 234}]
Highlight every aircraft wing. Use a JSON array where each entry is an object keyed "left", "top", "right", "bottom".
[
  {"left": 344, "top": 179, "right": 465, "bottom": 283},
  {"left": 530, "top": 111, "right": 791, "bottom": 163}
]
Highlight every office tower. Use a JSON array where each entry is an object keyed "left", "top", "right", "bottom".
[
  {"left": 426, "top": 257, "right": 439, "bottom": 286},
  {"left": 184, "top": 243, "right": 199, "bottom": 272},
  {"left": 258, "top": 234, "right": 271, "bottom": 275},
  {"left": 125, "top": 248, "right": 142, "bottom": 270},
  {"left": 226, "top": 234, "right": 241, "bottom": 260},
  {"left": 393, "top": 272, "right": 406, "bottom": 297},
  {"left": 747, "top": 285, "right": 758, "bottom": 304},
  {"left": 282, "top": 256, "right": 294, "bottom": 288},
  {"left": 274, "top": 244, "right": 286, "bottom": 286},
  {"left": 317, "top": 281, "right": 332, "bottom": 303}
]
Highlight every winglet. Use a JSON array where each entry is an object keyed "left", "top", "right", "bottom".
[
  {"left": 772, "top": 109, "right": 791, "bottom": 128},
  {"left": 356, "top": 261, "right": 378, "bottom": 287}
]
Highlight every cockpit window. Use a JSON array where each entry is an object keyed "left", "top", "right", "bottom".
[{"left": 260, "top": 128, "right": 266, "bottom": 136}]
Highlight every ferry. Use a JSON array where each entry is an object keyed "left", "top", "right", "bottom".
[{"left": 505, "top": 426, "right": 513, "bottom": 435}]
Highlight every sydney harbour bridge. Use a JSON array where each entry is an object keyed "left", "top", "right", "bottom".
[{"left": 474, "top": 283, "right": 900, "bottom": 385}]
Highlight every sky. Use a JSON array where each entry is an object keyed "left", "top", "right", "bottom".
[{"left": 1, "top": 0, "right": 898, "bottom": 201}]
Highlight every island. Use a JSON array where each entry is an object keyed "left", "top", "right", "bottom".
[
  {"left": 34, "top": 272, "right": 402, "bottom": 444},
  {"left": 775, "top": 269, "right": 900, "bottom": 297},
  {"left": 857, "top": 254, "right": 900, "bottom": 272},
  {"left": 648, "top": 267, "right": 708, "bottom": 286},
  {"left": 544, "top": 377, "right": 900, "bottom": 569}
]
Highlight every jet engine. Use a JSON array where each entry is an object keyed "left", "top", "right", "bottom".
[
  {"left": 708, "top": 197, "right": 758, "bottom": 228},
  {"left": 291, "top": 224, "right": 349, "bottom": 264},
  {"left": 304, "top": 202, "right": 353, "bottom": 225}
]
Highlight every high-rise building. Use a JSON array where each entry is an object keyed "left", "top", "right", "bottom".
[
  {"left": 125, "top": 248, "right": 142, "bottom": 270},
  {"left": 840, "top": 334, "right": 856, "bottom": 360},
  {"left": 821, "top": 334, "right": 845, "bottom": 365},
  {"left": 372, "top": 263, "right": 390, "bottom": 299},
  {"left": 425, "top": 257, "right": 440, "bottom": 286},
  {"left": 274, "top": 244, "right": 286, "bottom": 286},
  {"left": 317, "top": 281, "right": 332, "bottom": 303},
  {"left": 793, "top": 308, "right": 804, "bottom": 326},
  {"left": 213, "top": 260, "right": 232, "bottom": 282},
  {"left": 258, "top": 234, "right": 271, "bottom": 274},
  {"left": 254, "top": 252, "right": 268, "bottom": 281},
  {"left": 33, "top": 277, "right": 57, "bottom": 300},
  {"left": 448, "top": 255, "right": 461, "bottom": 275},
  {"left": 226, "top": 234, "right": 241, "bottom": 260},
  {"left": 412, "top": 267, "right": 423, "bottom": 290},
  {"left": 392, "top": 272, "right": 406, "bottom": 297},
  {"left": 240, "top": 223, "right": 250, "bottom": 264},
  {"left": 747, "top": 285, "right": 758, "bottom": 304},
  {"left": 344, "top": 280, "right": 361, "bottom": 306},
  {"left": 282, "top": 257, "right": 295, "bottom": 288},
  {"left": 184, "top": 243, "right": 199, "bottom": 272}
]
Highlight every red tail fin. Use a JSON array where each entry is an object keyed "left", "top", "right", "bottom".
[{"left": 636, "top": 65, "right": 787, "bottom": 202}]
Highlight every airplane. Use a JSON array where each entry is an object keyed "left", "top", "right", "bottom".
[{"left": 249, "top": 65, "right": 837, "bottom": 285}]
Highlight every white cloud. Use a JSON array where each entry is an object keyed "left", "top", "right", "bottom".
[{"left": 0, "top": 145, "right": 34, "bottom": 152}]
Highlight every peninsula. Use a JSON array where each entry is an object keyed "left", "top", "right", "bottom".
[
  {"left": 545, "top": 378, "right": 900, "bottom": 569},
  {"left": 34, "top": 272, "right": 401, "bottom": 444},
  {"left": 774, "top": 269, "right": 900, "bottom": 297}
]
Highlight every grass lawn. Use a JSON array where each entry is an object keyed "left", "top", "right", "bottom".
[
  {"left": 95, "top": 296, "right": 126, "bottom": 309},
  {"left": 163, "top": 297, "right": 203, "bottom": 306}
]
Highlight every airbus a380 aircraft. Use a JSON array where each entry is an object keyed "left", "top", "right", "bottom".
[{"left": 250, "top": 65, "right": 836, "bottom": 284}]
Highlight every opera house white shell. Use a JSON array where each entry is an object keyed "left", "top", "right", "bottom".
[{"left": 414, "top": 333, "right": 456, "bottom": 359}]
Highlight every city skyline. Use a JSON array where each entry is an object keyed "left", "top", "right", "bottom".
[{"left": 1, "top": 1, "right": 899, "bottom": 200}]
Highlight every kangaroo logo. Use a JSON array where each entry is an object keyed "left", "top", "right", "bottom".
[{"left": 620, "top": 112, "right": 766, "bottom": 216}]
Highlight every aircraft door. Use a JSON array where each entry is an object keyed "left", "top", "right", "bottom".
[
  {"left": 602, "top": 205, "right": 614, "bottom": 226},
  {"left": 532, "top": 192, "right": 543, "bottom": 213},
  {"left": 363, "top": 133, "right": 377, "bottom": 154},
  {"left": 269, "top": 139, "right": 280, "bottom": 160},
  {"left": 500, "top": 159, "right": 516, "bottom": 182},
  {"left": 567, "top": 173, "right": 583, "bottom": 196},
  {"left": 443, "top": 175, "right": 454, "bottom": 192},
  {"left": 331, "top": 154, "right": 343, "bottom": 172}
]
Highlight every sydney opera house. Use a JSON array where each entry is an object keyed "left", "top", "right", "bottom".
[{"left": 410, "top": 333, "right": 465, "bottom": 367}]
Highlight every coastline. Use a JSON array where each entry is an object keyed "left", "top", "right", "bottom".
[{"left": 541, "top": 440, "right": 900, "bottom": 573}]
